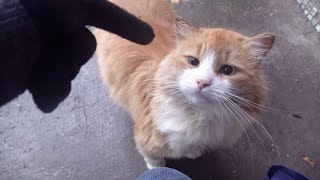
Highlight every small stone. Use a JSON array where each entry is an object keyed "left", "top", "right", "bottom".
[
  {"left": 71, "top": 114, "right": 75, "bottom": 118},
  {"left": 286, "top": 154, "right": 290, "bottom": 157},
  {"left": 302, "top": 0, "right": 309, "bottom": 6},
  {"left": 304, "top": 9, "right": 309, "bottom": 15},
  {"left": 297, "top": 0, "right": 302, "bottom": 4},
  {"left": 271, "top": 144, "right": 274, "bottom": 147},
  {"left": 200, "top": 2, "right": 203, "bottom": 4},
  {"left": 301, "top": 4, "right": 306, "bottom": 9},
  {"left": 315, "top": 24, "right": 320, "bottom": 32},
  {"left": 233, "top": 170, "right": 237, "bottom": 173},
  {"left": 307, "top": 14, "right": 313, "bottom": 21},
  {"left": 310, "top": 7, "right": 317, "bottom": 17}
]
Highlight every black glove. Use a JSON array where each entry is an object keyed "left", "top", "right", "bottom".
[
  {"left": 0, "top": 0, "right": 154, "bottom": 112},
  {"left": 20, "top": 0, "right": 154, "bottom": 44}
]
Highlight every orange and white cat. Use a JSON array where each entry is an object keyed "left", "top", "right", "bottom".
[{"left": 95, "top": 0, "right": 275, "bottom": 169}]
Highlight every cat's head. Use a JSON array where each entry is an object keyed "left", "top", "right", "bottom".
[{"left": 156, "top": 17, "right": 275, "bottom": 116}]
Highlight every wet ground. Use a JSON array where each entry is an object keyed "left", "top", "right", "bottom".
[{"left": 1, "top": 0, "right": 319, "bottom": 179}]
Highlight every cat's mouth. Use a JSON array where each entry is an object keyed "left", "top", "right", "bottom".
[{"left": 194, "top": 91, "right": 213, "bottom": 103}]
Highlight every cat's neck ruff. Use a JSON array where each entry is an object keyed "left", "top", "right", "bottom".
[
  {"left": 152, "top": 93, "right": 234, "bottom": 157},
  {"left": 153, "top": 92, "right": 233, "bottom": 125}
]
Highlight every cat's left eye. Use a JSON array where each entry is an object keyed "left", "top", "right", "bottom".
[
  {"left": 221, "top": 65, "right": 235, "bottom": 75},
  {"left": 188, "top": 56, "right": 200, "bottom": 66}
]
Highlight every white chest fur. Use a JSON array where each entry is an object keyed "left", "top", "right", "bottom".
[{"left": 154, "top": 97, "right": 234, "bottom": 159}]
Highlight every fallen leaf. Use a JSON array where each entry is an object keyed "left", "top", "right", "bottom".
[
  {"left": 171, "top": 0, "right": 181, "bottom": 3},
  {"left": 302, "top": 155, "right": 316, "bottom": 168}
]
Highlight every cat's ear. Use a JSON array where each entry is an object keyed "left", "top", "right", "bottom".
[
  {"left": 176, "top": 17, "right": 196, "bottom": 40},
  {"left": 248, "top": 33, "right": 275, "bottom": 60}
]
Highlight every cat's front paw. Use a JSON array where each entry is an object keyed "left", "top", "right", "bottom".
[
  {"left": 144, "top": 157, "right": 165, "bottom": 169},
  {"left": 146, "top": 162, "right": 163, "bottom": 169},
  {"left": 184, "top": 151, "right": 202, "bottom": 159}
]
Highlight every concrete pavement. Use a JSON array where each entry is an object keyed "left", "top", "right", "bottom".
[{"left": 1, "top": 0, "right": 319, "bottom": 179}]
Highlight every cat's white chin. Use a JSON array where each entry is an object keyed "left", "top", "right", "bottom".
[{"left": 185, "top": 90, "right": 215, "bottom": 106}]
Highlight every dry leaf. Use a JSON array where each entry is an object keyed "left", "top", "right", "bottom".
[
  {"left": 302, "top": 155, "right": 316, "bottom": 168},
  {"left": 171, "top": 0, "right": 181, "bottom": 3}
]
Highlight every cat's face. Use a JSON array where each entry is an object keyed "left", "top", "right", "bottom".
[
  {"left": 157, "top": 19, "right": 274, "bottom": 115},
  {"left": 178, "top": 48, "right": 234, "bottom": 106}
]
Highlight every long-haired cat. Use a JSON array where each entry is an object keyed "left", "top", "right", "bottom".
[{"left": 95, "top": 0, "right": 275, "bottom": 169}]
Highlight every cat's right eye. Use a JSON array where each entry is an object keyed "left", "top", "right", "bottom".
[
  {"left": 220, "top": 65, "right": 235, "bottom": 75},
  {"left": 188, "top": 56, "right": 200, "bottom": 66}
]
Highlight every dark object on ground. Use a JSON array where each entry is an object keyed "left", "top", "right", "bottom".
[
  {"left": 265, "top": 165, "right": 309, "bottom": 180},
  {"left": 292, "top": 114, "right": 302, "bottom": 119}
]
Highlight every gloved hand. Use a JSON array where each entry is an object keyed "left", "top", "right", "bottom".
[
  {"left": 20, "top": 0, "right": 154, "bottom": 44},
  {"left": 0, "top": 0, "right": 154, "bottom": 112}
]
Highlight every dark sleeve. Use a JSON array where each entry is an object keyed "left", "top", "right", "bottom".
[{"left": 0, "top": 0, "right": 43, "bottom": 104}]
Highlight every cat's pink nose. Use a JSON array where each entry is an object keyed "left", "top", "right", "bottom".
[{"left": 196, "top": 79, "right": 212, "bottom": 90}]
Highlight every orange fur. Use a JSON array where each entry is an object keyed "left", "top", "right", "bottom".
[
  {"left": 95, "top": 0, "right": 275, "bottom": 168},
  {"left": 95, "top": 0, "right": 176, "bottom": 159}
]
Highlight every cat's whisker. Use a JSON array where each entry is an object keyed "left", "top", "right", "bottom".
[
  {"left": 226, "top": 91, "right": 289, "bottom": 113},
  {"left": 221, "top": 96, "right": 272, "bottom": 163},
  {"left": 154, "top": 83, "right": 181, "bottom": 90},
  {"left": 167, "top": 90, "right": 182, "bottom": 96},
  {"left": 215, "top": 93, "right": 261, "bottom": 140},
  {"left": 222, "top": 94, "right": 281, "bottom": 161},
  {"left": 152, "top": 75, "right": 177, "bottom": 81},
  {"left": 153, "top": 78, "right": 176, "bottom": 82},
  {"left": 228, "top": 95, "right": 268, "bottom": 112},
  {"left": 226, "top": 92, "right": 266, "bottom": 111},
  {"left": 223, "top": 97, "right": 263, "bottom": 138},
  {"left": 217, "top": 102, "right": 224, "bottom": 127},
  {"left": 164, "top": 87, "right": 180, "bottom": 91},
  {"left": 224, "top": 93, "right": 280, "bottom": 161},
  {"left": 214, "top": 91, "right": 279, "bottom": 164},
  {"left": 153, "top": 81, "right": 179, "bottom": 89},
  {"left": 219, "top": 99, "right": 255, "bottom": 175},
  {"left": 212, "top": 97, "right": 223, "bottom": 126},
  {"left": 159, "top": 85, "right": 179, "bottom": 89},
  {"left": 265, "top": 80, "right": 277, "bottom": 86},
  {"left": 152, "top": 79, "right": 171, "bottom": 84},
  {"left": 262, "top": 81, "right": 277, "bottom": 90}
]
